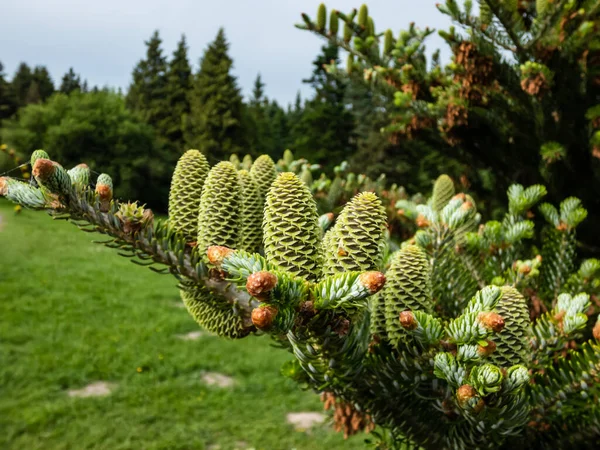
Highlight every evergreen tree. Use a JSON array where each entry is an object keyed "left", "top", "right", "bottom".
[
  {"left": 165, "top": 35, "right": 192, "bottom": 151},
  {"left": 245, "top": 74, "right": 271, "bottom": 155},
  {"left": 32, "top": 66, "right": 55, "bottom": 102},
  {"left": 291, "top": 43, "right": 355, "bottom": 172},
  {"left": 127, "top": 30, "right": 170, "bottom": 144},
  {"left": 0, "top": 62, "right": 17, "bottom": 121},
  {"left": 60, "top": 67, "right": 82, "bottom": 94},
  {"left": 185, "top": 28, "right": 246, "bottom": 161},
  {"left": 11, "top": 63, "right": 33, "bottom": 108}
]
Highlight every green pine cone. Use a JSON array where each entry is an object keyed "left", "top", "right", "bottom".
[
  {"left": 180, "top": 288, "right": 251, "bottom": 339},
  {"left": 343, "top": 22, "right": 352, "bottom": 43},
  {"left": 197, "top": 162, "right": 241, "bottom": 256},
  {"left": 283, "top": 149, "right": 294, "bottom": 166},
  {"left": 490, "top": 286, "right": 531, "bottom": 368},
  {"left": 168, "top": 149, "right": 210, "bottom": 241},
  {"left": 250, "top": 154, "right": 277, "bottom": 199},
  {"left": 329, "top": 10, "right": 339, "bottom": 36},
  {"left": 480, "top": 3, "right": 493, "bottom": 24},
  {"left": 367, "top": 17, "right": 375, "bottom": 37},
  {"left": 358, "top": 4, "right": 368, "bottom": 28},
  {"left": 316, "top": 3, "right": 327, "bottom": 31},
  {"left": 431, "top": 174, "right": 455, "bottom": 212},
  {"left": 384, "top": 245, "right": 432, "bottom": 348},
  {"left": 323, "top": 192, "right": 387, "bottom": 276},
  {"left": 263, "top": 172, "right": 321, "bottom": 280},
  {"left": 370, "top": 292, "right": 388, "bottom": 339},
  {"left": 536, "top": 0, "right": 548, "bottom": 15},
  {"left": 229, "top": 153, "right": 241, "bottom": 168},
  {"left": 32, "top": 159, "right": 72, "bottom": 196},
  {"left": 30, "top": 149, "right": 49, "bottom": 167},
  {"left": 67, "top": 164, "right": 90, "bottom": 189},
  {"left": 383, "top": 29, "right": 394, "bottom": 55},
  {"left": 242, "top": 154, "right": 253, "bottom": 170},
  {"left": 237, "top": 169, "right": 263, "bottom": 253}
]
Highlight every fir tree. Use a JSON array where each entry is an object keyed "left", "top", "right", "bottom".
[
  {"left": 245, "top": 74, "right": 271, "bottom": 155},
  {"left": 11, "top": 63, "right": 33, "bottom": 107},
  {"left": 185, "top": 28, "right": 246, "bottom": 161},
  {"left": 0, "top": 62, "right": 17, "bottom": 120},
  {"left": 32, "top": 66, "right": 55, "bottom": 102},
  {"left": 126, "top": 30, "right": 169, "bottom": 144},
  {"left": 60, "top": 67, "right": 82, "bottom": 94},
  {"left": 165, "top": 35, "right": 193, "bottom": 152},
  {"left": 291, "top": 43, "right": 355, "bottom": 172}
]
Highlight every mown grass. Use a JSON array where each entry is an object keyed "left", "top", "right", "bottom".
[{"left": 0, "top": 200, "right": 367, "bottom": 450}]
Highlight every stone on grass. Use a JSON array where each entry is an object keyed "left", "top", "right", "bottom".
[
  {"left": 68, "top": 381, "right": 114, "bottom": 398},
  {"left": 201, "top": 372, "right": 235, "bottom": 388},
  {"left": 286, "top": 412, "right": 326, "bottom": 431}
]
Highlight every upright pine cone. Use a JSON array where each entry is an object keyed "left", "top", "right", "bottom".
[
  {"left": 197, "top": 162, "right": 240, "bottom": 256},
  {"left": 237, "top": 170, "right": 263, "bottom": 253},
  {"left": 370, "top": 292, "right": 388, "bottom": 339},
  {"left": 322, "top": 192, "right": 387, "bottom": 276},
  {"left": 490, "top": 286, "right": 531, "bottom": 367},
  {"left": 250, "top": 155, "right": 277, "bottom": 199},
  {"left": 384, "top": 245, "right": 432, "bottom": 349},
  {"left": 180, "top": 288, "right": 251, "bottom": 339},
  {"left": 168, "top": 150, "right": 210, "bottom": 241},
  {"left": 263, "top": 172, "right": 321, "bottom": 280},
  {"left": 431, "top": 174, "right": 455, "bottom": 213},
  {"left": 30, "top": 149, "right": 49, "bottom": 166}
]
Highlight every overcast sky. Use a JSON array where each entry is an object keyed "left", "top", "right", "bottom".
[{"left": 2, "top": 0, "right": 453, "bottom": 106}]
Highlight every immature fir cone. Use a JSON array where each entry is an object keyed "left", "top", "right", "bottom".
[
  {"left": 384, "top": 245, "right": 432, "bottom": 348},
  {"left": 250, "top": 155, "right": 277, "bottom": 199},
  {"left": 168, "top": 150, "right": 210, "bottom": 241},
  {"left": 237, "top": 170, "right": 263, "bottom": 253},
  {"left": 32, "top": 159, "right": 72, "bottom": 196},
  {"left": 95, "top": 173, "right": 113, "bottom": 212},
  {"left": 197, "top": 162, "right": 240, "bottom": 256},
  {"left": 67, "top": 164, "right": 90, "bottom": 189},
  {"left": 323, "top": 192, "right": 387, "bottom": 276},
  {"left": 490, "top": 286, "right": 531, "bottom": 367},
  {"left": 30, "top": 149, "right": 49, "bottom": 167},
  {"left": 431, "top": 174, "right": 455, "bottom": 212},
  {"left": 180, "top": 288, "right": 251, "bottom": 339},
  {"left": 263, "top": 172, "right": 321, "bottom": 280}
]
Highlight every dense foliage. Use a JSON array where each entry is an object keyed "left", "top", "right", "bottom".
[
  {"left": 297, "top": 0, "right": 600, "bottom": 253},
  {"left": 2, "top": 147, "right": 599, "bottom": 448}
]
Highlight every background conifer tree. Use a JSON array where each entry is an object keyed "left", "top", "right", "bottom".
[
  {"left": 165, "top": 35, "right": 192, "bottom": 152},
  {"left": 185, "top": 28, "right": 246, "bottom": 161},
  {"left": 291, "top": 43, "right": 355, "bottom": 172},
  {"left": 126, "top": 30, "right": 170, "bottom": 146},
  {"left": 0, "top": 62, "right": 17, "bottom": 121},
  {"left": 59, "top": 67, "right": 82, "bottom": 94},
  {"left": 11, "top": 63, "right": 33, "bottom": 108}
]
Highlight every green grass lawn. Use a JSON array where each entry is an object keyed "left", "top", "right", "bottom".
[{"left": 0, "top": 200, "right": 367, "bottom": 450}]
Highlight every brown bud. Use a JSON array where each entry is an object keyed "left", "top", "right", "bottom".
[
  {"left": 518, "top": 264, "right": 531, "bottom": 275},
  {"left": 142, "top": 208, "right": 154, "bottom": 226},
  {"left": 246, "top": 271, "right": 278, "bottom": 299},
  {"left": 477, "top": 312, "right": 505, "bottom": 332},
  {"left": 452, "top": 193, "right": 467, "bottom": 201},
  {"left": 593, "top": 321, "right": 600, "bottom": 341},
  {"left": 95, "top": 184, "right": 112, "bottom": 198},
  {"left": 536, "top": 255, "right": 543, "bottom": 263},
  {"left": 415, "top": 214, "right": 429, "bottom": 227},
  {"left": 334, "top": 318, "right": 350, "bottom": 337},
  {"left": 0, "top": 177, "right": 8, "bottom": 196},
  {"left": 460, "top": 201, "right": 474, "bottom": 211},
  {"left": 206, "top": 245, "right": 234, "bottom": 266},
  {"left": 325, "top": 212, "right": 334, "bottom": 221},
  {"left": 456, "top": 384, "right": 477, "bottom": 407},
  {"left": 251, "top": 305, "right": 278, "bottom": 330},
  {"left": 32, "top": 158, "right": 56, "bottom": 182},
  {"left": 399, "top": 310, "right": 417, "bottom": 330},
  {"left": 359, "top": 271, "right": 386, "bottom": 294},
  {"left": 477, "top": 340, "right": 497, "bottom": 357}
]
